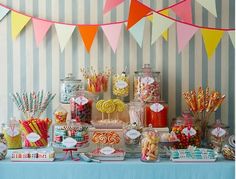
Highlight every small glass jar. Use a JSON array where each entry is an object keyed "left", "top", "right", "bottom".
[
  {"left": 2, "top": 118, "right": 22, "bottom": 149},
  {"left": 70, "top": 90, "right": 96, "bottom": 124},
  {"left": 141, "top": 125, "right": 160, "bottom": 162},
  {"left": 134, "top": 64, "right": 161, "bottom": 103},
  {"left": 145, "top": 101, "right": 168, "bottom": 127},
  {"left": 207, "top": 120, "right": 229, "bottom": 153},
  {"left": 0, "top": 133, "right": 7, "bottom": 160},
  {"left": 128, "top": 101, "right": 145, "bottom": 126},
  {"left": 60, "top": 73, "right": 83, "bottom": 104},
  {"left": 112, "top": 72, "right": 129, "bottom": 97},
  {"left": 53, "top": 105, "right": 68, "bottom": 124}
]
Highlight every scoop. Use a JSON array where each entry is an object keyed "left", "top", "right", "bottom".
[{"left": 78, "top": 153, "right": 100, "bottom": 163}]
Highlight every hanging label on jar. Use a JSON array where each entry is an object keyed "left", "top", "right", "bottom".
[
  {"left": 0, "top": 143, "right": 7, "bottom": 153},
  {"left": 182, "top": 127, "right": 196, "bottom": 136},
  {"left": 100, "top": 146, "right": 115, "bottom": 155},
  {"left": 26, "top": 132, "right": 41, "bottom": 143},
  {"left": 75, "top": 96, "right": 88, "bottom": 105},
  {"left": 141, "top": 77, "right": 154, "bottom": 85},
  {"left": 115, "top": 80, "right": 128, "bottom": 89},
  {"left": 150, "top": 103, "right": 164, "bottom": 113},
  {"left": 211, "top": 127, "right": 226, "bottom": 137},
  {"left": 62, "top": 137, "right": 77, "bottom": 148},
  {"left": 6, "top": 128, "right": 19, "bottom": 137},
  {"left": 126, "top": 129, "right": 141, "bottom": 140}
]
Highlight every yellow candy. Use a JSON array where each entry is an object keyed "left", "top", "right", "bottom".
[
  {"left": 113, "top": 99, "right": 125, "bottom": 112},
  {"left": 112, "top": 74, "right": 129, "bottom": 97},
  {"left": 102, "top": 100, "right": 116, "bottom": 114},
  {"left": 96, "top": 100, "right": 105, "bottom": 112}
]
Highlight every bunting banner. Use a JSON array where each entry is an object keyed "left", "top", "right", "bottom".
[
  {"left": 171, "top": 0, "right": 192, "bottom": 23},
  {"left": 201, "top": 29, "right": 224, "bottom": 59},
  {"left": 177, "top": 22, "right": 199, "bottom": 53},
  {"left": 126, "top": 0, "right": 152, "bottom": 30},
  {"left": 32, "top": 18, "right": 52, "bottom": 47},
  {"left": 78, "top": 25, "right": 98, "bottom": 52},
  {"left": 228, "top": 31, "right": 235, "bottom": 47},
  {"left": 103, "top": 0, "right": 125, "bottom": 14},
  {"left": 11, "top": 11, "right": 31, "bottom": 39},
  {"left": 159, "top": 10, "right": 170, "bottom": 41},
  {"left": 0, "top": 6, "right": 9, "bottom": 21},
  {"left": 195, "top": 0, "right": 217, "bottom": 17},
  {"left": 55, "top": 24, "right": 75, "bottom": 52},
  {"left": 151, "top": 12, "right": 175, "bottom": 44},
  {"left": 102, "top": 23, "right": 123, "bottom": 52}
]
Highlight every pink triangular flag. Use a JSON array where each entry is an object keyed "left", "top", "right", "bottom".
[
  {"left": 32, "top": 18, "right": 52, "bottom": 46},
  {"left": 171, "top": 0, "right": 192, "bottom": 23},
  {"left": 177, "top": 22, "right": 198, "bottom": 53},
  {"left": 102, "top": 23, "right": 123, "bottom": 53},
  {"left": 104, "top": 0, "right": 125, "bottom": 14}
]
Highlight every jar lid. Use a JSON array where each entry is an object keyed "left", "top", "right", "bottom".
[{"left": 60, "top": 73, "right": 81, "bottom": 82}]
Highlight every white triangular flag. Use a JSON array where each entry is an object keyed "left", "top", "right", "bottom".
[
  {"left": 196, "top": 0, "right": 217, "bottom": 17},
  {"left": 0, "top": 6, "right": 9, "bottom": 21},
  {"left": 228, "top": 31, "right": 235, "bottom": 47}
]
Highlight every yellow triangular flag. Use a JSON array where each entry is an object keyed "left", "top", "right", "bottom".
[
  {"left": 160, "top": 10, "right": 169, "bottom": 41},
  {"left": 11, "top": 11, "right": 31, "bottom": 39},
  {"left": 201, "top": 29, "right": 224, "bottom": 59},
  {"left": 147, "top": 14, "right": 153, "bottom": 21}
]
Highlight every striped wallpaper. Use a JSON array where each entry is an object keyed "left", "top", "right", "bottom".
[{"left": 0, "top": 0, "right": 234, "bottom": 133}]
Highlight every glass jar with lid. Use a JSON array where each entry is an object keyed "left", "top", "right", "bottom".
[
  {"left": 134, "top": 64, "right": 161, "bottom": 103},
  {"left": 128, "top": 101, "right": 145, "bottom": 126},
  {"left": 0, "top": 132, "right": 7, "bottom": 160},
  {"left": 60, "top": 73, "right": 83, "bottom": 104}
]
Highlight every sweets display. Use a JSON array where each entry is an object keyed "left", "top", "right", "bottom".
[
  {"left": 20, "top": 118, "right": 52, "bottom": 148},
  {"left": 81, "top": 67, "right": 111, "bottom": 93},
  {"left": 60, "top": 73, "right": 83, "bottom": 104},
  {"left": 160, "top": 132, "right": 179, "bottom": 143},
  {"left": 54, "top": 105, "right": 68, "bottom": 124},
  {"left": 92, "top": 131, "right": 120, "bottom": 145},
  {"left": 112, "top": 73, "right": 129, "bottom": 97},
  {"left": 128, "top": 101, "right": 144, "bottom": 126},
  {"left": 145, "top": 102, "right": 168, "bottom": 127},
  {"left": 222, "top": 135, "right": 235, "bottom": 160},
  {"left": 141, "top": 125, "right": 160, "bottom": 162},
  {"left": 70, "top": 90, "right": 95, "bottom": 124},
  {"left": 53, "top": 124, "right": 89, "bottom": 148},
  {"left": 134, "top": 64, "right": 161, "bottom": 103},
  {"left": 2, "top": 119, "right": 22, "bottom": 149},
  {"left": 0, "top": 133, "right": 7, "bottom": 160}
]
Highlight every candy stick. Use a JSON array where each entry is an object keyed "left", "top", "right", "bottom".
[
  {"left": 31, "top": 121, "right": 47, "bottom": 146},
  {"left": 28, "top": 122, "right": 44, "bottom": 147}
]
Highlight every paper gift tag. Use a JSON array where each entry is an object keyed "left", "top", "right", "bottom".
[
  {"left": 211, "top": 127, "right": 226, "bottom": 137},
  {"left": 126, "top": 129, "right": 141, "bottom": 140},
  {"left": 115, "top": 80, "right": 128, "bottom": 89},
  {"left": 150, "top": 103, "right": 164, "bottom": 112},
  {"left": 100, "top": 146, "right": 115, "bottom": 155},
  {"left": 182, "top": 127, "right": 196, "bottom": 136},
  {"left": 6, "top": 128, "right": 19, "bottom": 137},
  {"left": 0, "top": 143, "right": 7, "bottom": 153},
  {"left": 141, "top": 77, "right": 154, "bottom": 85},
  {"left": 62, "top": 137, "right": 77, "bottom": 148},
  {"left": 26, "top": 132, "right": 41, "bottom": 143},
  {"left": 75, "top": 96, "right": 88, "bottom": 105}
]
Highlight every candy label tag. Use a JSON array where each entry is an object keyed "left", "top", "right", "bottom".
[
  {"left": 150, "top": 103, "right": 164, "bottom": 112},
  {"left": 0, "top": 143, "right": 7, "bottom": 153},
  {"left": 6, "top": 128, "right": 19, "bottom": 137},
  {"left": 26, "top": 132, "right": 41, "bottom": 142},
  {"left": 115, "top": 80, "right": 128, "bottom": 89},
  {"left": 100, "top": 146, "right": 115, "bottom": 155},
  {"left": 126, "top": 129, "right": 141, "bottom": 140},
  {"left": 75, "top": 96, "right": 88, "bottom": 105},
  {"left": 62, "top": 137, "right": 77, "bottom": 148},
  {"left": 141, "top": 77, "right": 154, "bottom": 85},
  {"left": 211, "top": 127, "right": 226, "bottom": 137},
  {"left": 182, "top": 127, "right": 196, "bottom": 136}
]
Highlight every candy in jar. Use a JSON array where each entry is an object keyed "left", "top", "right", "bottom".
[
  {"left": 54, "top": 105, "right": 68, "bottom": 124},
  {"left": 134, "top": 64, "right": 161, "bottom": 103},
  {"left": 141, "top": 125, "right": 160, "bottom": 162},
  {"left": 112, "top": 72, "right": 129, "bottom": 97},
  {"left": 145, "top": 101, "right": 168, "bottom": 127},
  {"left": 128, "top": 101, "right": 144, "bottom": 126},
  {"left": 0, "top": 133, "right": 7, "bottom": 160}
]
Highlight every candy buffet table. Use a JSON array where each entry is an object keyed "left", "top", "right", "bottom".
[{"left": 0, "top": 155, "right": 234, "bottom": 179}]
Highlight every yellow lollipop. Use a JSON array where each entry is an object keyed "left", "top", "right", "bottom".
[
  {"left": 113, "top": 99, "right": 125, "bottom": 112},
  {"left": 102, "top": 100, "right": 116, "bottom": 114},
  {"left": 96, "top": 100, "right": 105, "bottom": 112}
]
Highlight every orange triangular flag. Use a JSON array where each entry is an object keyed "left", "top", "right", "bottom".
[
  {"left": 127, "top": 0, "right": 152, "bottom": 30},
  {"left": 78, "top": 25, "right": 98, "bottom": 52}
]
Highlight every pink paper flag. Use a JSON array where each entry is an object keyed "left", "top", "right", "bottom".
[
  {"left": 177, "top": 22, "right": 198, "bottom": 53},
  {"left": 32, "top": 18, "right": 52, "bottom": 46},
  {"left": 171, "top": 0, "right": 192, "bottom": 23},
  {"left": 104, "top": 0, "right": 125, "bottom": 14},
  {"left": 102, "top": 23, "right": 123, "bottom": 53}
]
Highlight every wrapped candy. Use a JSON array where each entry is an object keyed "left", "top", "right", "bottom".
[{"left": 112, "top": 72, "right": 129, "bottom": 97}]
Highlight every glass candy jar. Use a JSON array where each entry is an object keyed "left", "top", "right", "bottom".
[
  {"left": 207, "top": 120, "right": 229, "bottom": 153},
  {"left": 0, "top": 133, "right": 7, "bottom": 160},
  {"left": 134, "top": 64, "right": 161, "bottom": 103},
  {"left": 54, "top": 105, "right": 68, "bottom": 124},
  {"left": 141, "top": 125, "right": 160, "bottom": 162},
  {"left": 112, "top": 72, "right": 129, "bottom": 97},
  {"left": 128, "top": 101, "right": 145, "bottom": 126},
  {"left": 60, "top": 73, "right": 83, "bottom": 104},
  {"left": 70, "top": 90, "right": 96, "bottom": 124}
]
